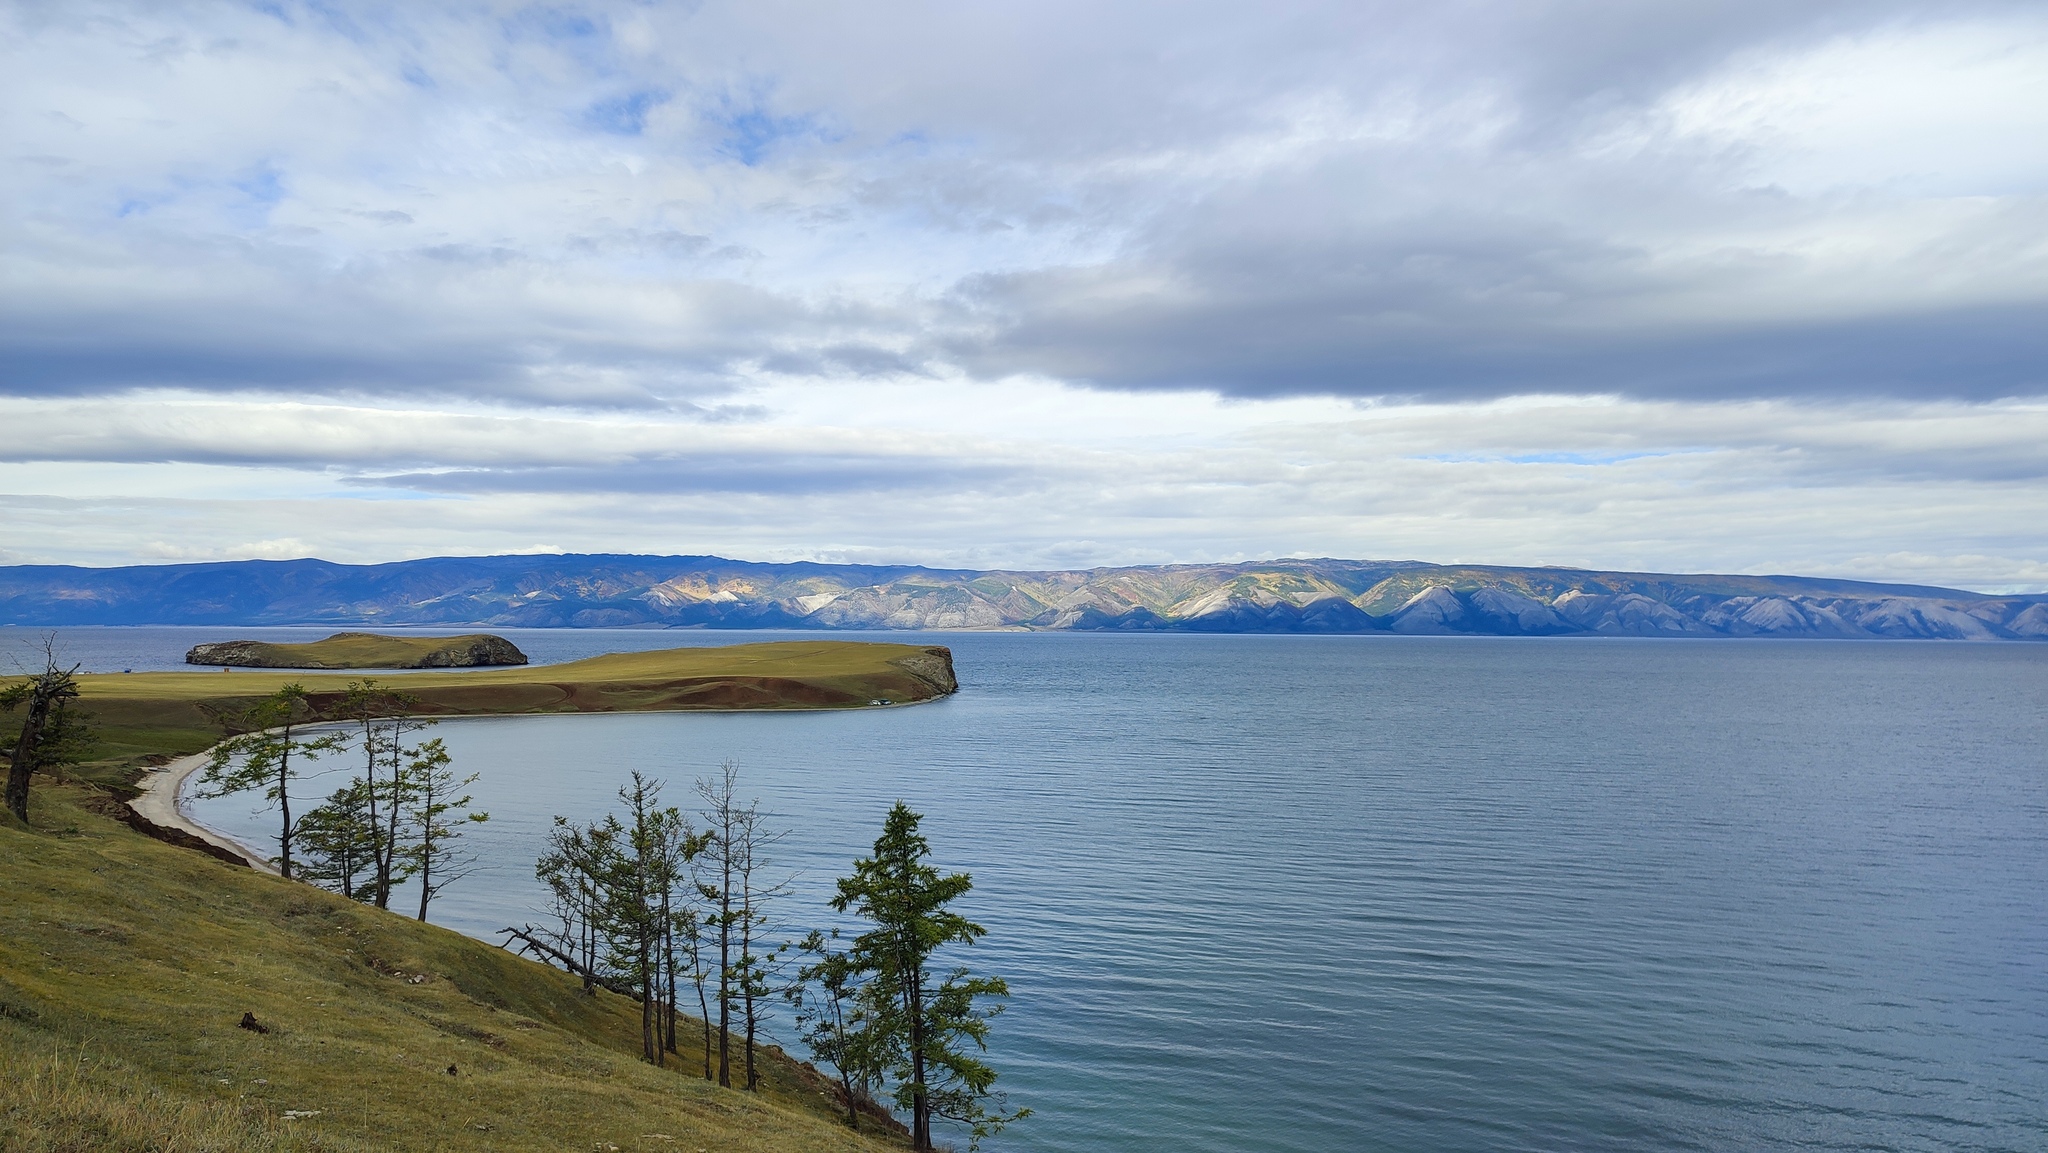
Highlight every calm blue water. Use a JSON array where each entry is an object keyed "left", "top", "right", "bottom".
[{"left": 15, "top": 627, "right": 2048, "bottom": 1152}]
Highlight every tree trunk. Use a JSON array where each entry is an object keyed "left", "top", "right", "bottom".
[
  {"left": 578, "top": 877, "right": 595, "bottom": 992},
  {"left": 909, "top": 968, "right": 929, "bottom": 1151},
  {"left": 642, "top": 941, "right": 658, "bottom": 1064},
  {"left": 718, "top": 859, "right": 732, "bottom": 1087},
  {"left": 662, "top": 911, "right": 678, "bottom": 1055},
  {"left": 697, "top": 972, "right": 713, "bottom": 1080},
  {"left": 742, "top": 904, "right": 764, "bottom": 1092},
  {"left": 743, "top": 990, "right": 758, "bottom": 1091},
  {"left": 374, "top": 734, "right": 404, "bottom": 909},
  {"left": 360, "top": 719, "right": 386, "bottom": 905},
  {"left": 904, "top": 844, "right": 931, "bottom": 1151},
  {"left": 5, "top": 687, "right": 53, "bottom": 822},
  {"left": 277, "top": 738, "right": 294, "bottom": 879},
  {"left": 416, "top": 835, "right": 433, "bottom": 921},
  {"left": 414, "top": 766, "right": 435, "bottom": 921}
]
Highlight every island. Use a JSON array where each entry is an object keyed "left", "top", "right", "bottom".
[{"left": 185, "top": 631, "right": 530, "bottom": 669}]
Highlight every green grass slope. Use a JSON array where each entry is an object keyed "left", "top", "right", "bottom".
[{"left": 1, "top": 784, "right": 901, "bottom": 1153}]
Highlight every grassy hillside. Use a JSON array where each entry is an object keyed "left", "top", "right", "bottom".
[
  {"left": 185, "top": 633, "right": 527, "bottom": 670},
  {"left": 61, "top": 641, "right": 958, "bottom": 776},
  {"left": 0, "top": 640, "right": 956, "bottom": 1147},
  {"left": 1, "top": 783, "right": 902, "bottom": 1152}
]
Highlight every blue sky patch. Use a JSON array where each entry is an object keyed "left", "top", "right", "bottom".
[
  {"left": 586, "top": 89, "right": 669, "bottom": 136},
  {"left": 712, "top": 104, "right": 816, "bottom": 166},
  {"left": 233, "top": 167, "right": 286, "bottom": 207}
]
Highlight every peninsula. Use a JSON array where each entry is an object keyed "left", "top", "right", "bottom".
[
  {"left": 186, "top": 632, "right": 529, "bottom": 669},
  {"left": 87, "top": 640, "right": 957, "bottom": 767}
]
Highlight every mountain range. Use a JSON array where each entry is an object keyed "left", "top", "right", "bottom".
[{"left": 2, "top": 554, "right": 2044, "bottom": 640}]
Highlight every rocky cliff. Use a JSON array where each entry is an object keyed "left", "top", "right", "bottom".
[{"left": 6, "top": 555, "right": 2044, "bottom": 640}]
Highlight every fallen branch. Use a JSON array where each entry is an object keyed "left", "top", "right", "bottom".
[{"left": 497, "top": 925, "right": 636, "bottom": 997}]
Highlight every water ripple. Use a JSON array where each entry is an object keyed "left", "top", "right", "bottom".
[{"left": 152, "top": 631, "right": 2048, "bottom": 1153}]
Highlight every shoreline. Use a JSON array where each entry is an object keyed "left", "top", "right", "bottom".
[
  {"left": 88, "top": 639, "right": 959, "bottom": 873},
  {"left": 126, "top": 697, "right": 936, "bottom": 877},
  {"left": 130, "top": 747, "right": 281, "bottom": 873}
]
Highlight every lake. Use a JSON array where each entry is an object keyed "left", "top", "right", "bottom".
[{"left": 16, "top": 626, "right": 2048, "bottom": 1152}]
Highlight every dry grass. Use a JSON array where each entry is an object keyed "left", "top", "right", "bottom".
[
  {"left": 73, "top": 640, "right": 950, "bottom": 701},
  {"left": 0, "top": 1039, "right": 373, "bottom": 1153},
  {"left": 1, "top": 784, "right": 901, "bottom": 1153}
]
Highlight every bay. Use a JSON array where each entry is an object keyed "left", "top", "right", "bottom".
[{"left": 14, "top": 627, "right": 2047, "bottom": 1152}]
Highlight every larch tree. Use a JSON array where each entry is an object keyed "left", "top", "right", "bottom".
[
  {"left": 731, "top": 794, "right": 791, "bottom": 1092},
  {"left": 789, "top": 928, "right": 887, "bottom": 1131},
  {"left": 656, "top": 806, "right": 709, "bottom": 1064},
  {"left": 3, "top": 641, "right": 82, "bottom": 823},
  {"left": 338, "top": 679, "right": 433, "bottom": 909},
  {"left": 677, "top": 903, "right": 715, "bottom": 1079},
  {"left": 832, "top": 803, "right": 1027, "bottom": 1152},
  {"left": 27, "top": 689, "right": 96, "bottom": 789},
  {"left": 595, "top": 773, "right": 704, "bottom": 1066},
  {"left": 296, "top": 778, "right": 378, "bottom": 900},
  {"left": 405, "top": 737, "right": 488, "bottom": 921},
  {"left": 529, "top": 816, "right": 611, "bottom": 992},
  {"left": 695, "top": 762, "right": 743, "bottom": 1088},
  {"left": 194, "top": 683, "right": 336, "bottom": 878}
]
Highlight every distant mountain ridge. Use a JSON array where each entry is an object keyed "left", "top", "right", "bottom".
[{"left": 2, "top": 554, "right": 2044, "bottom": 640}]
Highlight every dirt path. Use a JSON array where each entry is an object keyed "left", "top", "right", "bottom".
[{"left": 130, "top": 749, "right": 281, "bottom": 874}]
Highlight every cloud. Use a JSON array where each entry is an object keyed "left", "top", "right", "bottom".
[
  {"left": 0, "top": 389, "right": 2041, "bottom": 588},
  {"left": 3, "top": 1, "right": 2043, "bottom": 406},
  {"left": 1, "top": 2, "right": 2044, "bottom": 588},
  {"left": 349, "top": 453, "right": 1019, "bottom": 497}
]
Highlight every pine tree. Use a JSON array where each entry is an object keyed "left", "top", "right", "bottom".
[{"left": 832, "top": 803, "right": 1027, "bottom": 1151}]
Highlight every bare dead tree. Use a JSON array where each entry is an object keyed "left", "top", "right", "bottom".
[
  {"left": 3, "top": 637, "right": 82, "bottom": 823},
  {"left": 696, "top": 761, "right": 742, "bottom": 1087},
  {"left": 732, "top": 796, "right": 793, "bottom": 1092}
]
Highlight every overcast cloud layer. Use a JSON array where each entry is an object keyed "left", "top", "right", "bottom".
[{"left": 3, "top": 1, "right": 2045, "bottom": 589}]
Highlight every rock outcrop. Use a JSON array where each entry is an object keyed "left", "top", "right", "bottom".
[
  {"left": 186, "top": 632, "right": 529, "bottom": 669},
  {"left": 888, "top": 646, "right": 959, "bottom": 695},
  {"left": 404, "top": 634, "right": 529, "bottom": 667}
]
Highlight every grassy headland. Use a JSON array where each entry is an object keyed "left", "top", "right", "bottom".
[{"left": 67, "top": 640, "right": 958, "bottom": 780}]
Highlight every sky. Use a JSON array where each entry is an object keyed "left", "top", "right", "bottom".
[{"left": 3, "top": 1, "right": 2045, "bottom": 590}]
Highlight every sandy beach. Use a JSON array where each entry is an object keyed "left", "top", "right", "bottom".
[{"left": 130, "top": 748, "right": 280, "bottom": 874}]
